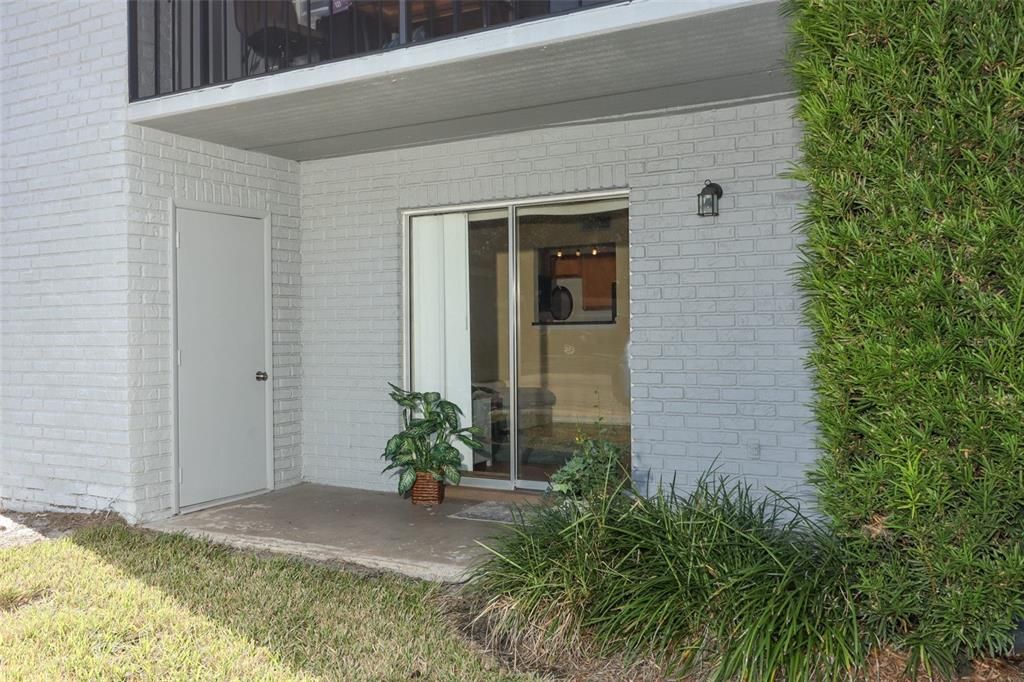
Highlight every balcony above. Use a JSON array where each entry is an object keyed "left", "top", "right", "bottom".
[
  {"left": 129, "top": 0, "right": 625, "bottom": 102},
  {"left": 128, "top": 0, "right": 792, "bottom": 161}
]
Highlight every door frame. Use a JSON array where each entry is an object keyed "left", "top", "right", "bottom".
[
  {"left": 169, "top": 198, "right": 274, "bottom": 514},
  {"left": 400, "top": 189, "right": 630, "bottom": 491}
]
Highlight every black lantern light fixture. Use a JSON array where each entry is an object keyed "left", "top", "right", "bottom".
[{"left": 697, "top": 179, "right": 723, "bottom": 217}]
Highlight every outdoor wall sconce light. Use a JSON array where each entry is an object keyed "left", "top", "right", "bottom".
[{"left": 698, "top": 179, "right": 723, "bottom": 217}]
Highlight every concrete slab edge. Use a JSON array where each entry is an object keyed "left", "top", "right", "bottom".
[{"left": 142, "top": 522, "right": 471, "bottom": 583}]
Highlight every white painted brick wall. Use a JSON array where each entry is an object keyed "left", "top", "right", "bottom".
[
  {"left": 1, "top": 1, "right": 137, "bottom": 517},
  {"left": 300, "top": 98, "right": 816, "bottom": 496},
  {"left": 1, "top": 1, "right": 302, "bottom": 521},
  {"left": 125, "top": 126, "right": 303, "bottom": 519}
]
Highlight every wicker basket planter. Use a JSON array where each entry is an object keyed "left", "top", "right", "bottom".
[
  {"left": 411, "top": 472, "right": 445, "bottom": 506},
  {"left": 383, "top": 384, "right": 479, "bottom": 506}
]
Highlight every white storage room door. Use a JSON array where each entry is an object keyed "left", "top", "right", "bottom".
[{"left": 175, "top": 208, "right": 269, "bottom": 508}]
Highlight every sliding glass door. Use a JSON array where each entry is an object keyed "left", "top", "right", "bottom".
[
  {"left": 409, "top": 209, "right": 512, "bottom": 481},
  {"left": 514, "top": 199, "right": 630, "bottom": 487},
  {"left": 408, "top": 195, "right": 629, "bottom": 489}
]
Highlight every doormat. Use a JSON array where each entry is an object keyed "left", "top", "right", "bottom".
[{"left": 448, "top": 501, "right": 518, "bottom": 524}]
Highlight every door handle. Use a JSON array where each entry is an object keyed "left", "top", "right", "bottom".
[{"left": 256, "top": 371, "right": 269, "bottom": 382}]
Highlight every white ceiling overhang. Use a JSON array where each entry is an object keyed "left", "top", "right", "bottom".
[{"left": 127, "top": 0, "right": 792, "bottom": 161}]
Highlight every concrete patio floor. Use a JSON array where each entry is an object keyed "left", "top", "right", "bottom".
[{"left": 146, "top": 483, "right": 532, "bottom": 582}]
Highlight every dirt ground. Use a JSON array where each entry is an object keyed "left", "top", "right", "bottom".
[
  {"left": 0, "top": 509, "right": 121, "bottom": 549},
  {"left": 864, "top": 649, "right": 1024, "bottom": 682}
]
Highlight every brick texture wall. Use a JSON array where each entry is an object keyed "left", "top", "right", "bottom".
[
  {"left": 1, "top": 1, "right": 137, "bottom": 516},
  {"left": 125, "top": 127, "right": 302, "bottom": 519},
  {"left": 301, "top": 98, "right": 816, "bottom": 496},
  {"left": 1, "top": 1, "right": 301, "bottom": 521}
]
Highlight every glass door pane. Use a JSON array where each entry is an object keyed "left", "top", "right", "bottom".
[
  {"left": 466, "top": 209, "right": 512, "bottom": 480},
  {"left": 514, "top": 199, "right": 630, "bottom": 486},
  {"left": 408, "top": 209, "right": 511, "bottom": 482}
]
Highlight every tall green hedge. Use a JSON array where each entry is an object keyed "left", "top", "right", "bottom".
[{"left": 788, "top": 0, "right": 1024, "bottom": 669}]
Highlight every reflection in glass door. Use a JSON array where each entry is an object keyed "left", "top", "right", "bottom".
[
  {"left": 408, "top": 196, "right": 629, "bottom": 489},
  {"left": 514, "top": 199, "right": 630, "bottom": 487},
  {"left": 466, "top": 209, "right": 513, "bottom": 480}
]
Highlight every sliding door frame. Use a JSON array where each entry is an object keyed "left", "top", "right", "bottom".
[{"left": 401, "top": 189, "right": 629, "bottom": 491}]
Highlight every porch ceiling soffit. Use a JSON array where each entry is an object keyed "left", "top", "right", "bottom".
[{"left": 127, "top": 0, "right": 791, "bottom": 161}]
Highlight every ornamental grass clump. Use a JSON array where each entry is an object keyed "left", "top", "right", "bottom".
[
  {"left": 471, "top": 467, "right": 864, "bottom": 681},
  {"left": 788, "top": 0, "right": 1024, "bottom": 672}
]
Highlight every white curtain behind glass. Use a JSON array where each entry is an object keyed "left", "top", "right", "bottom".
[{"left": 410, "top": 213, "right": 473, "bottom": 468}]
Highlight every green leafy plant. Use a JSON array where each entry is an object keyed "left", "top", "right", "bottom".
[
  {"left": 787, "top": 0, "right": 1024, "bottom": 671},
  {"left": 381, "top": 383, "right": 482, "bottom": 495},
  {"left": 471, "top": 469, "right": 864, "bottom": 681},
  {"left": 549, "top": 431, "right": 630, "bottom": 500}
]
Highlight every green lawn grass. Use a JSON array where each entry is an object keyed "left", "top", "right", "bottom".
[{"left": 0, "top": 524, "right": 533, "bottom": 681}]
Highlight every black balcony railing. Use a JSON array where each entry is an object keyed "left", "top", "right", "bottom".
[{"left": 128, "top": 0, "right": 617, "bottom": 102}]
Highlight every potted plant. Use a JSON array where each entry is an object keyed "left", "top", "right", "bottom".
[{"left": 381, "top": 383, "right": 482, "bottom": 505}]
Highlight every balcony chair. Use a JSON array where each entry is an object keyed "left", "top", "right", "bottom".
[{"left": 234, "top": 0, "right": 323, "bottom": 73}]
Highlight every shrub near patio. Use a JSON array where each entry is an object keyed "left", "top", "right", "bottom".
[
  {"left": 789, "top": 0, "right": 1024, "bottom": 672},
  {"left": 471, "top": 441, "right": 864, "bottom": 681}
]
